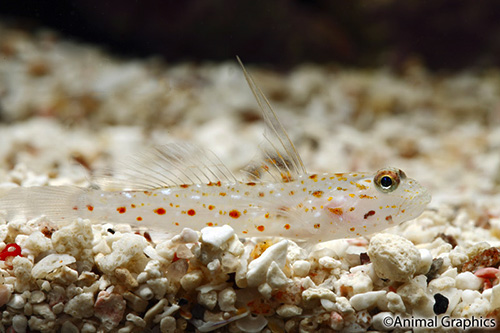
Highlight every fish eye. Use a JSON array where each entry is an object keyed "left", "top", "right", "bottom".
[{"left": 374, "top": 168, "right": 401, "bottom": 193}]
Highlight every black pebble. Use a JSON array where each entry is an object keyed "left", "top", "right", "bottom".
[
  {"left": 107, "top": 228, "right": 115, "bottom": 234},
  {"left": 191, "top": 303, "right": 206, "bottom": 320},
  {"left": 433, "top": 293, "right": 449, "bottom": 315}
]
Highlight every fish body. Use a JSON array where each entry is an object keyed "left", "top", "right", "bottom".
[{"left": 0, "top": 58, "right": 431, "bottom": 242}]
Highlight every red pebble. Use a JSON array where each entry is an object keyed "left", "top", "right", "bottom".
[
  {"left": 0, "top": 243, "right": 22, "bottom": 260},
  {"left": 474, "top": 267, "right": 500, "bottom": 279}
]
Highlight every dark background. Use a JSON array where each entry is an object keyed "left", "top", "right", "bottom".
[{"left": 1, "top": 0, "right": 500, "bottom": 71}]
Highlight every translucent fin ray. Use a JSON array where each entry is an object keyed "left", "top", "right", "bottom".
[
  {"left": 237, "top": 56, "right": 307, "bottom": 183},
  {"left": 93, "top": 142, "right": 238, "bottom": 190}
]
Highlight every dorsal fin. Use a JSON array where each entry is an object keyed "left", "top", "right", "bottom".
[
  {"left": 237, "top": 56, "right": 307, "bottom": 183},
  {"left": 93, "top": 142, "right": 238, "bottom": 190}
]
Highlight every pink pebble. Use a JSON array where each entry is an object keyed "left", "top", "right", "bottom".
[
  {"left": 0, "top": 284, "right": 12, "bottom": 307},
  {"left": 94, "top": 291, "right": 126, "bottom": 330}
]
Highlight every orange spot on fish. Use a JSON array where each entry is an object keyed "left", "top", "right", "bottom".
[
  {"left": 229, "top": 210, "right": 241, "bottom": 218},
  {"left": 289, "top": 190, "right": 295, "bottom": 195},
  {"left": 359, "top": 194, "right": 375, "bottom": 199},
  {"left": 328, "top": 208, "right": 343, "bottom": 215},
  {"left": 350, "top": 227, "right": 355, "bottom": 232},
  {"left": 154, "top": 208, "right": 166, "bottom": 215},
  {"left": 131, "top": 204, "right": 136, "bottom": 208},
  {"left": 72, "top": 206, "right": 78, "bottom": 211},
  {"left": 265, "top": 213, "right": 270, "bottom": 218},
  {"left": 187, "top": 209, "right": 196, "bottom": 216},
  {"left": 309, "top": 174, "right": 318, "bottom": 180},
  {"left": 219, "top": 192, "right": 227, "bottom": 196},
  {"left": 257, "top": 225, "right": 265, "bottom": 232},
  {"left": 349, "top": 207, "right": 355, "bottom": 211},
  {"left": 136, "top": 217, "right": 143, "bottom": 221},
  {"left": 207, "top": 222, "right": 213, "bottom": 226},
  {"left": 180, "top": 184, "right": 189, "bottom": 188},
  {"left": 259, "top": 192, "right": 265, "bottom": 197},
  {"left": 284, "top": 224, "right": 290, "bottom": 230},
  {"left": 208, "top": 205, "right": 215, "bottom": 210},
  {"left": 246, "top": 182, "right": 256, "bottom": 186},
  {"left": 312, "top": 190, "right": 323, "bottom": 198},
  {"left": 144, "top": 191, "right": 152, "bottom": 196},
  {"left": 314, "top": 223, "right": 320, "bottom": 229},
  {"left": 117, "top": 207, "right": 126, "bottom": 214},
  {"left": 86, "top": 205, "right": 94, "bottom": 211},
  {"left": 175, "top": 222, "right": 179, "bottom": 226}
]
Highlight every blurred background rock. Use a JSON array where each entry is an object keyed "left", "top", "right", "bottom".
[{"left": 1, "top": 0, "right": 500, "bottom": 71}]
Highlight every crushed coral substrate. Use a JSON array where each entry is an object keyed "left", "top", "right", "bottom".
[{"left": 2, "top": 24, "right": 500, "bottom": 332}]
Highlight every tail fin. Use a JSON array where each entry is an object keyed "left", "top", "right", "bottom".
[{"left": 0, "top": 186, "right": 85, "bottom": 222}]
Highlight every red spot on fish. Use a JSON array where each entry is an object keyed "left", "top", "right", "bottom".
[
  {"left": 180, "top": 184, "right": 189, "bottom": 188},
  {"left": 131, "top": 204, "right": 136, "bottom": 208},
  {"left": 208, "top": 205, "right": 215, "bottom": 210},
  {"left": 154, "top": 208, "right": 166, "bottom": 215},
  {"left": 314, "top": 223, "right": 320, "bottom": 229},
  {"left": 364, "top": 210, "right": 375, "bottom": 219},
  {"left": 136, "top": 217, "right": 143, "bottom": 221},
  {"left": 187, "top": 209, "right": 196, "bottom": 216},
  {"left": 219, "top": 192, "right": 227, "bottom": 196},
  {"left": 175, "top": 222, "right": 179, "bottom": 226},
  {"left": 86, "top": 205, "right": 94, "bottom": 211},
  {"left": 284, "top": 224, "right": 290, "bottom": 230},
  {"left": 259, "top": 192, "right": 265, "bottom": 197},
  {"left": 72, "top": 206, "right": 78, "bottom": 211},
  {"left": 144, "top": 191, "right": 152, "bottom": 196},
  {"left": 350, "top": 227, "right": 355, "bottom": 232},
  {"left": 207, "top": 222, "right": 214, "bottom": 226},
  {"left": 257, "top": 225, "right": 265, "bottom": 232},
  {"left": 246, "top": 182, "right": 256, "bottom": 186},
  {"left": 117, "top": 207, "right": 126, "bottom": 214},
  {"left": 309, "top": 174, "right": 318, "bottom": 180},
  {"left": 229, "top": 210, "right": 241, "bottom": 218}
]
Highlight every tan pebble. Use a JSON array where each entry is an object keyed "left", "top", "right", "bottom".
[
  {"left": 302, "top": 288, "right": 336, "bottom": 306},
  {"left": 258, "top": 283, "right": 272, "bottom": 300},
  {"left": 276, "top": 304, "right": 302, "bottom": 317},
  {"left": 29, "top": 290, "right": 45, "bottom": 304},
  {"left": 292, "top": 260, "right": 310, "bottom": 277},
  {"left": 160, "top": 316, "right": 176, "bottom": 333},
  {"left": 12, "top": 314, "right": 28, "bottom": 333},
  {"left": 7, "top": 293, "right": 25, "bottom": 309},
  {"left": 61, "top": 321, "right": 79, "bottom": 333},
  {"left": 197, "top": 290, "right": 217, "bottom": 310},
  {"left": 218, "top": 287, "right": 236, "bottom": 312},
  {"left": 81, "top": 322, "right": 97, "bottom": 333},
  {"left": 52, "top": 302, "right": 64, "bottom": 314},
  {"left": 144, "top": 298, "right": 168, "bottom": 324},
  {"left": 115, "top": 267, "right": 138, "bottom": 289},
  {"left": 180, "top": 270, "right": 203, "bottom": 291},
  {"left": 123, "top": 291, "right": 148, "bottom": 312},
  {"left": 368, "top": 233, "right": 420, "bottom": 282},
  {"left": 350, "top": 291, "right": 386, "bottom": 311},
  {"left": 267, "top": 261, "right": 290, "bottom": 289},
  {"left": 135, "top": 284, "right": 154, "bottom": 300},
  {"left": 24, "top": 302, "right": 33, "bottom": 316},
  {"left": 32, "top": 303, "right": 56, "bottom": 320},
  {"left": 126, "top": 313, "right": 146, "bottom": 327},
  {"left": 64, "top": 292, "right": 94, "bottom": 319}
]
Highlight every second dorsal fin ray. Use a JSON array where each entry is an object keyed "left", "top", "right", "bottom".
[
  {"left": 93, "top": 142, "right": 238, "bottom": 190},
  {"left": 237, "top": 56, "right": 307, "bottom": 182}
]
